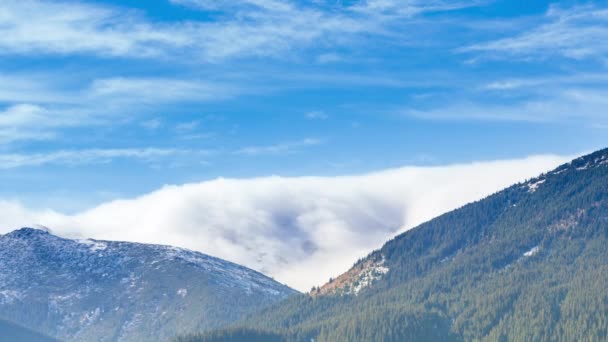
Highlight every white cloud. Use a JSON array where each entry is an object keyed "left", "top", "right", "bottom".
[
  {"left": 0, "top": 104, "right": 83, "bottom": 143},
  {"left": 404, "top": 87, "right": 608, "bottom": 123},
  {"left": 0, "top": 73, "right": 72, "bottom": 104},
  {"left": 0, "top": 139, "right": 323, "bottom": 168},
  {"left": 0, "top": 154, "right": 570, "bottom": 291},
  {"left": 0, "top": 0, "right": 476, "bottom": 61},
  {"left": 0, "top": 74, "right": 235, "bottom": 144},
  {"left": 0, "top": 0, "right": 357, "bottom": 60},
  {"left": 0, "top": 0, "right": 492, "bottom": 147},
  {"left": 350, "top": 0, "right": 483, "bottom": 17},
  {"left": 463, "top": 5, "right": 608, "bottom": 60},
  {"left": 0, "top": 0, "right": 193, "bottom": 58},
  {"left": 316, "top": 53, "right": 343, "bottom": 64},
  {"left": 171, "top": 0, "right": 480, "bottom": 61},
  {"left": 88, "top": 78, "right": 232, "bottom": 104},
  {"left": 174, "top": 121, "right": 200, "bottom": 133},
  {"left": 0, "top": 148, "right": 208, "bottom": 169},
  {"left": 141, "top": 118, "right": 163, "bottom": 130},
  {"left": 305, "top": 111, "right": 329, "bottom": 120},
  {"left": 481, "top": 73, "right": 608, "bottom": 91},
  {"left": 0, "top": 104, "right": 48, "bottom": 127},
  {"left": 234, "top": 138, "right": 323, "bottom": 156},
  {"left": 171, "top": 0, "right": 292, "bottom": 12}
]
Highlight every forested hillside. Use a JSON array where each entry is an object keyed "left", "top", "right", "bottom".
[{"left": 181, "top": 148, "right": 608, "bottom": 341}]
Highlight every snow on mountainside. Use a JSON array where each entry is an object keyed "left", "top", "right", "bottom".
[
  {"left": 0, "top": 228, "right": 296, "bottom": 342},
  {"left": 314, "top": 148, "right": 608, "bottom": 298},
  {"left": 311, "top": 253, "right": 389, "bottom": 296},
  {"left": 234, "top": 148, "right": 608, "bottom": 341},
  {"left": 522, "top": 149, "right": 608, "bottom": 194}
]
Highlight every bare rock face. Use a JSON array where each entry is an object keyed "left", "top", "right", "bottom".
[{"left": 311, "top": 253, "right": 389, "bottom": 296}]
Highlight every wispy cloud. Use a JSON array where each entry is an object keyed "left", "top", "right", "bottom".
[
  {"left": 234, "top": 138, "right": 323, "bottom": 156},
  {"left": 462, "top": 5, "right": 608, "bottom": 61},
  {"left": 0, "top": 104, "right": 83, "bottom": 143},
  {"left": 481, "top": 73, "right": 608, "bottom": 91},
  {"left": 316, "top": 53, "right": 343, "bottom": 64},
  {"left": 0, "top": 148, "right": 209, "bottom": 169},
  {"left": 349, "top": 0, "right": 485, "bottom": 17},
  {"left": 170, "top": 0, "right": 292, "bottom": 12},
  {"left": 404, "top": 88, "right": 608, "bottom": 123},
  {"left": 0, "top": 0, "right": 499, "bottom": 148},
  {"left": 0, "top": 139, "right": 324, "bottom": 168},
  {"left": 88, "top": 77, "right": 233, "bottom": 104},
  {"left": 0, "top": 74, "right": 235, "bottom": 144},
  {"left": 174, "top": 121, "right": 200, "bottom": 133},
  {"left": 305, "top": 111, "right": 328, "bottom": 120},
  {"left": 0, "top": 0, "right": 356, "bottom": 60},
  {"left": 0, "top": 73, "right": 73, "bottom": 104},
  {"left": 0, "top": 0, "right": 478, "bottom": 61},
  {"left": 0, "top": 0, "right": 192, "bottom": 58},
  {"left": 173, "top": 0, "right": 483, "bottom": 61},
  {"left": 140, "top": 118, "right": 163, "bottom": 130}
]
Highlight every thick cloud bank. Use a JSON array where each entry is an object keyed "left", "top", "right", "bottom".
[{"left": 0, "top": 155, "right": 569, "bottom": 291}]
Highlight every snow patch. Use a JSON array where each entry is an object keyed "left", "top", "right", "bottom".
[
  {"left": 594, "top": 155, "right": 608, "bottom": 165},
  {"left": 552, "top": 168, "right": 567, "bottom": 175},
  {"left": 575, "top": 155, "right": 608, "bottom": 170},
  {"left": 78, "top": 239, "right": 107, "bottom": 251},
  {"left": 527, "top": 179, "right": 545, "bottom": 193},
  {"left": 523, "top": 246, "right": 540, "bottom": 257},
  {"left": 79, "top": 307, "right": 101, "bottom": 326},
  {"left": 348, "top": 257, "right": 389, "bottom": 295},
  {"left": 160, "top": 245, "right": 285, "bottom": 296},
  {"left": 0, "top": 290, "right": 22, "bottom": 304},
  {"left": 49, "top": 292, "right": 80, "bottom": 310}
]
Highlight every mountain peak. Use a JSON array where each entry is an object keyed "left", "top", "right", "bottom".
[
  {"left": 237, "top": 147, "right": 608, "bottom": 341},
  {"left": 570, "top": 147, "right": 608, "bottom": 171},
  {"left": 5, "top": 226, "right": 52, "bottom": 238},
  {"left": 0, "top": 227, "right": 296, "bottom": 341}
]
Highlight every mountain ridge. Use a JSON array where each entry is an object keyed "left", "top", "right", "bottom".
[
  {"left": 0, "top": 227, "right": 297, "bottom": 341},
  {"left": 191, "top": 147, "right": 608, "bottom": 341},
  {"left": 0, "top": 317, "right": 59, "bottom": 342},
  {"left": 315, "top": 147, "right": 608, "bottom": 297}
]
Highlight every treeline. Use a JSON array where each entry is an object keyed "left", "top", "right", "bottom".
[
  {"left": 178, "top": 148, "right": 608, "bottom": 341},
  {"left": 175, "top": 328, "right": 283, "bottom": 342}
]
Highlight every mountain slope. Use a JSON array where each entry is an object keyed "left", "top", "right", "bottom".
[
  {"left": 0, "top": 318, "right": 58, "bottom": 342},
  {"left": 200, "top": 148, "right": 608, "bottom": 341},
  {"left": 0, "top": 228, "right": 296, "bottom": 341}
]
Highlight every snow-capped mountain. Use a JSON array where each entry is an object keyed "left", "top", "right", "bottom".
[{"left": 0, "top": 228, "right": 296, "bottom": 341}]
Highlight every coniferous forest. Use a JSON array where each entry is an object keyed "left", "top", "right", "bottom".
[
  {"left": 179, "top": 149, "right": 608, "bottom": 341},
  {"left": 2, "top": 0, "right": 606, "bottom": 341}
]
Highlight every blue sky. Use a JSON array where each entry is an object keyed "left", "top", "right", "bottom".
[
  {"left": 1, "top": 0, "right": 607, "bottom": 289},
  {"left": 1, "top": 0, "right": 607, "bottom": 210}
]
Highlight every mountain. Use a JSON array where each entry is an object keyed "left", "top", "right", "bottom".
[
  {"left": 0, "top": 318, "right": 58, "bottom": 342},
  {"left": 0, "top": 228, "right": 296, "bottom": 341},
  {"left": 186, "top": 147, "right": 608, "bottom": 341}
]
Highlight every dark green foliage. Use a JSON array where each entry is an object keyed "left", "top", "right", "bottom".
[
  {"left": 181, "top": 148, "right": 608, "bottom": 341},
  {"left": 175, "top": 328, "right": 283, "bottom": 342}
]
